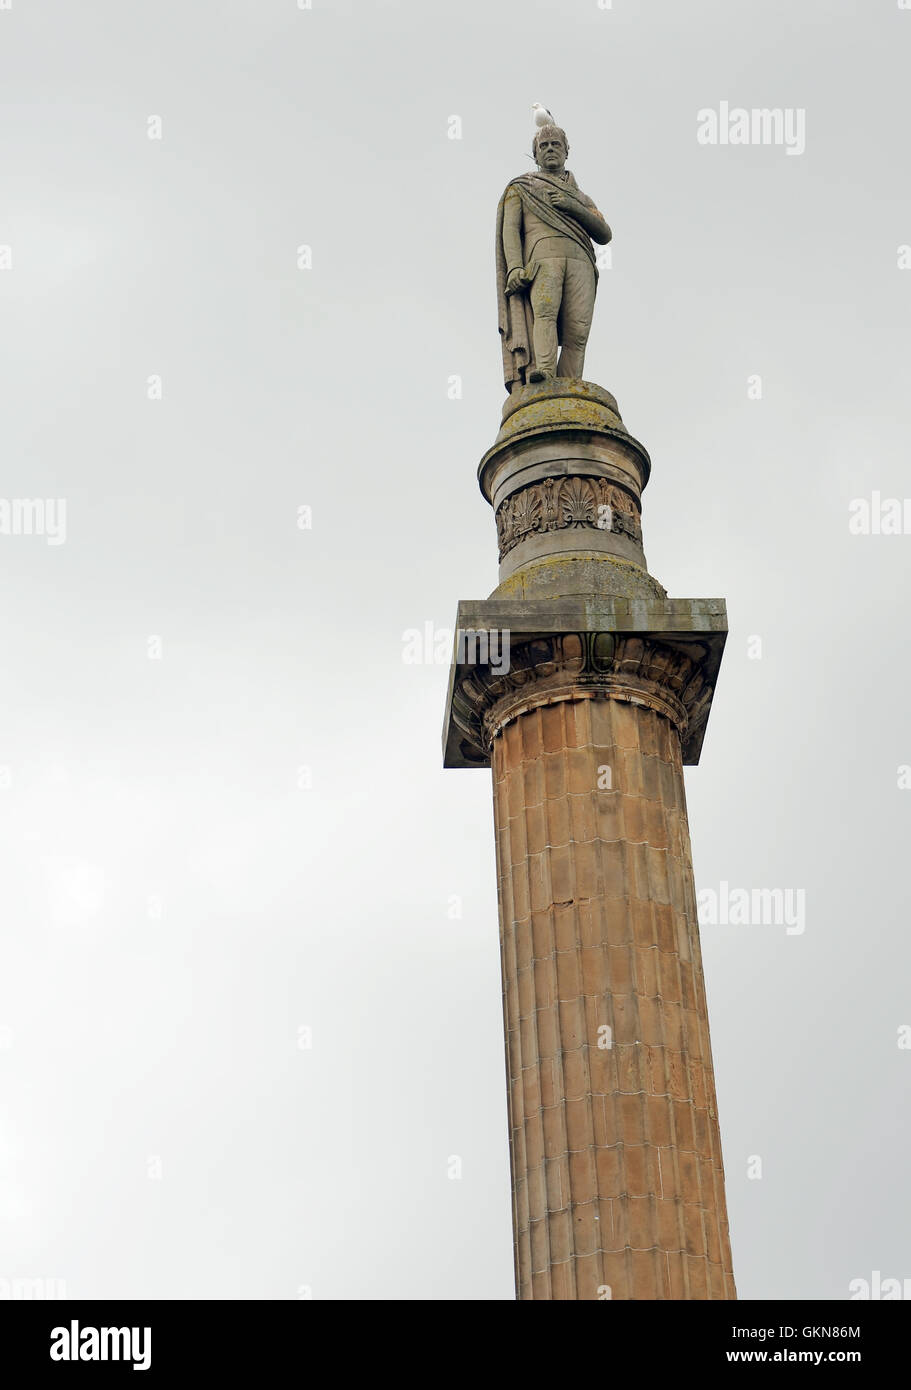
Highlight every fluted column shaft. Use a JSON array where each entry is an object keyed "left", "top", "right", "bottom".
[{"left": 491, "top": 690, "right": 735, "bottom": 1301}]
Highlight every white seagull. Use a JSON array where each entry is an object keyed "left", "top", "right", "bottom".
[{"left": 532, "top": 103, "right": 557, "bottom": 128}]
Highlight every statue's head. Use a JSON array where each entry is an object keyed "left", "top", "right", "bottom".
[{"left": 533, "top": 124, "right": 569, "bottom": 173}]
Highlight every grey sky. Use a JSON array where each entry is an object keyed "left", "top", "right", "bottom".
[{"left": 0, "top": 0, "right": 907, "bottom": 1299}]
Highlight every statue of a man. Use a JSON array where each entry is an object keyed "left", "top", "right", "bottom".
[{"left": 495, "top": 124, "right": 611, "bottom": 392}]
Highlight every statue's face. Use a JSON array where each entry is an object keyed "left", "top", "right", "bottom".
[{"left": 536, "top": 136, "right": 566, "bottom": 173}]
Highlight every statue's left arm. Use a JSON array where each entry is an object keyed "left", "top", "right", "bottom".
[{"left": 551, "top": 188, "right": 612, "bottom": 245}]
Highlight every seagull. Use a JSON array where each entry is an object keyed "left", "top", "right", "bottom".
[{"left": 532, "top": 103, "right": 557, "bottom": 128}]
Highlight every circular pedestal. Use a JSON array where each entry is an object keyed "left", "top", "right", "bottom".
[{"left": 478, "top": 380, "right": 661, "bottom": 601}]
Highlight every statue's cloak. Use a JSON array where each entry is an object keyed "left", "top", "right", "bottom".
[{"left": 495, "top": 170, "right": 599, "bottom": 392}]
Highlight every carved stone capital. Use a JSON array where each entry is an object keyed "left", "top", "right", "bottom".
[
  {"left": 442, "top": 598, "right": 728, "bottom": 769},
  {"left": 451, "top": 630, "right": 709, "bottom": 761}
]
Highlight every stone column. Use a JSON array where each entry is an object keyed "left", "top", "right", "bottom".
[
  {"left": 492, "top": 679, "right": 734, "bottom": 1301},
  {"left": 443, "top": 380, "right": 736, "bottom": 1300}
]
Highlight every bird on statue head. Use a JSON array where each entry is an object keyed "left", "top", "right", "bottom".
[{"left": 532, "top": 103, "right": 557, "bottom": 129}]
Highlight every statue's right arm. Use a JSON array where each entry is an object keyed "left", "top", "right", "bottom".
[{"left": 503, "top": 189, "right": 524, "bottom": 276}]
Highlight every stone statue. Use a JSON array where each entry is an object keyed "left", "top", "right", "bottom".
[{"left": 496, "top": 123, "right": 611, "bottom": 392}]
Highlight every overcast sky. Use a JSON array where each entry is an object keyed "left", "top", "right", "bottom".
[{"left": 0, "top": 0, "right": 908, "bottom": 1301}]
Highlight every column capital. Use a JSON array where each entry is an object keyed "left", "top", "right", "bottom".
[{"left": 442, "top": 598, "right": 727, "bottom": 769}]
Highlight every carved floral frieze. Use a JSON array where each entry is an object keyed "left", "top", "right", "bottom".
[{"left": 495, "top": 477, "right": 641, "bottom": 559}]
